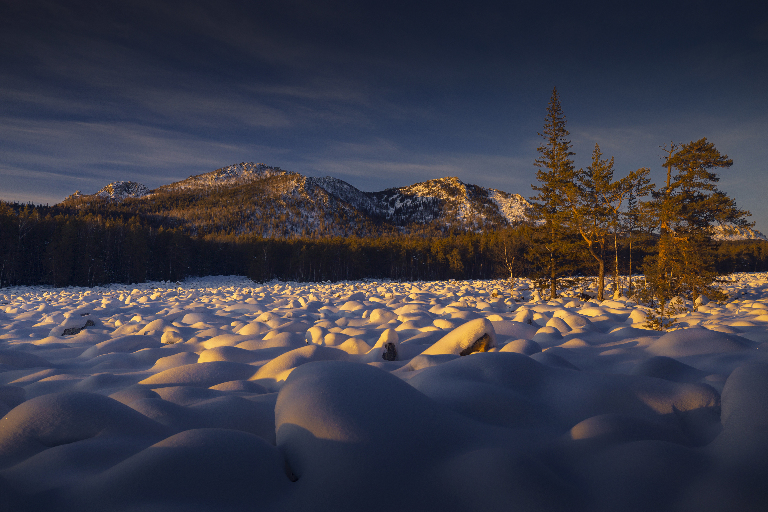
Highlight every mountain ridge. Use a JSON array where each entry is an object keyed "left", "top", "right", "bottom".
[
  {"left": 62, "top": 162, "right": 764, "bottom": 241},
  {"left": 62, "top": 162, "right": 531, "bottom": 237}
]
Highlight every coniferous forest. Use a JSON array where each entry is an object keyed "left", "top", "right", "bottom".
[{"left": 1, "top": 200, "right": 766, "bottom": 289}]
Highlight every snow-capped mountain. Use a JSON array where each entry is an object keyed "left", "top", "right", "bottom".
[
  {"left": 155, "top": 165, "right": 531, "bottom": 227},
  {"left": 61, "top": 163, "right": 532, "bottom": 237}
]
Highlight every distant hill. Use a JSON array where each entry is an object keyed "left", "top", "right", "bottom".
[{"left": 61, "top": 162, "right": 531, "bottom": 237}]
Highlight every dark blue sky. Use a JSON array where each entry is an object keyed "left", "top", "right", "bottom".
[{"left": 2, "top": 0, "right": 767, "bottom": 231}]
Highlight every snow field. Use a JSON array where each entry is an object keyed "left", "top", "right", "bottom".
[{"left": 1, "top": 273, "right": 768, "bottom": 511}]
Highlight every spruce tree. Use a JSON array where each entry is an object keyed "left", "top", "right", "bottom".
[{"left": 530, "top": 87, "right": 576, "bottom": 299}]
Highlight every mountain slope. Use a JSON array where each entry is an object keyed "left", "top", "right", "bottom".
[
  {"left": 710, "top": 224, "right": 768, "bottom": 241},
  {"left": 369, "top": 177, "right": 528, "bottom": 228},
  {"left": 157, "top": 162, "right": 290, "bottom": 192},
  {"left": 60, "top": 163, "right": 532, "bottom": 238}
]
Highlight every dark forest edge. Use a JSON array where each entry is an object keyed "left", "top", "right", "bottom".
[{"left": 1, "top": 201, "right": 767, "bottom": 288}]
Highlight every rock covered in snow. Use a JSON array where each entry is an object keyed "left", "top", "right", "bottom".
[{"left": 421, "top": 318, "right": 496, "bottom": 356}]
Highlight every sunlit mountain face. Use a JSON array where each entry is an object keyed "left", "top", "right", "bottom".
[{"left": 60, "top": 162, "right": 532, "bottom": 238}]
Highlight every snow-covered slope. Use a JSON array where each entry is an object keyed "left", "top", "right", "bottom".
[
  {"left": 159, "top": 162, "right": 288, "bottom": 192},
  {"left": 65, "top": 164, "right": 534, "bottom": 235},
  {"left": 95, "top": 181, "right": 151, "bottom": 200},
  {"left": 710, "top": 224, "right": 768, "bottom": 241},
  {"left": 488, "top": 188, "right": 530, "bottom": 225},
  {"left": 306, "top": 176, "right": 383, "bottom": 217},
  {"left": 369, "top": 177, "right": 530, "bottom": 227}
]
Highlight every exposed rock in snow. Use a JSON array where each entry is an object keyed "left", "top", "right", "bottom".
[
  {"left": 61, "top": 319, "right": 95, "bottom": 336},
  {"left": 710, "top": 224, "right": 768, "bottom": 241},
  {"left": 159, "top": 162, "right": 288, "bottom": 192},
  {"left": 95, "top": 181, "right": 151, "bottom": 200}
]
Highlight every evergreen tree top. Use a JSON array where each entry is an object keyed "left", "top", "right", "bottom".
[
  {"left": 659, "top": 137, "right": 751, "bottom": 232},
  {"left": 531, "top": 87, "right": 576, "bottom": 217},
  {"left": 665, "top": 137, "right": 732, "bottom": 193},
  {"left": 533, "top": 87, "right": 575, "bottom": 173}
]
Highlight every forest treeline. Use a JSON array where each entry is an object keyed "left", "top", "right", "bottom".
[{"left": 1, "top": 201, "right": 766, "bottom": 288}]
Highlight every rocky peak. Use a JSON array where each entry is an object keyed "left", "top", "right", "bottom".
[
  {"left": 398, "top": 177, "right": 468, "bottom": 200},
  {"left": 95, "top": 181, "right": 151, "bottom": 200},
  {"left": 159, "top": 162, "right": 289, "bottom": 192}
]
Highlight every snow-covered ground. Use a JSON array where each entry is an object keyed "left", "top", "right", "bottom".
[{"left": 2, "top": 274, "right": 768, "bottom": 511}]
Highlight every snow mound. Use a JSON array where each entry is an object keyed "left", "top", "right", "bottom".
[
  {"left": 2, "top": 273, "right": 768, "bottom": 510},
  {"left": 0, "top": 391, "right": 166, "bottom": 469},
  {"left": 138, "top": 361, "right": 258, "bottom": 388},
  {"left": 71, "top": 428, "right": 290, "bottom": 511},
  {"left": 647, "top": 327, "right": 754, "bottom": 357}
]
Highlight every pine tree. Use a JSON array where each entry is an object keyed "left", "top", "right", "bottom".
[
  {"left": 664, "top": 138, "right": 749, "bottom": 234},
  {"left": 567, "top": 144, "right": 653, "bottom": 301},
  {"left": 530, "top": 87, "right": 576, "bottom": 299},
  {"left": 643, "top": 138, "right": 751, "bottom": 329},
  {"left": 567, "top": 144, "right": 614, "bottom": 301}
]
